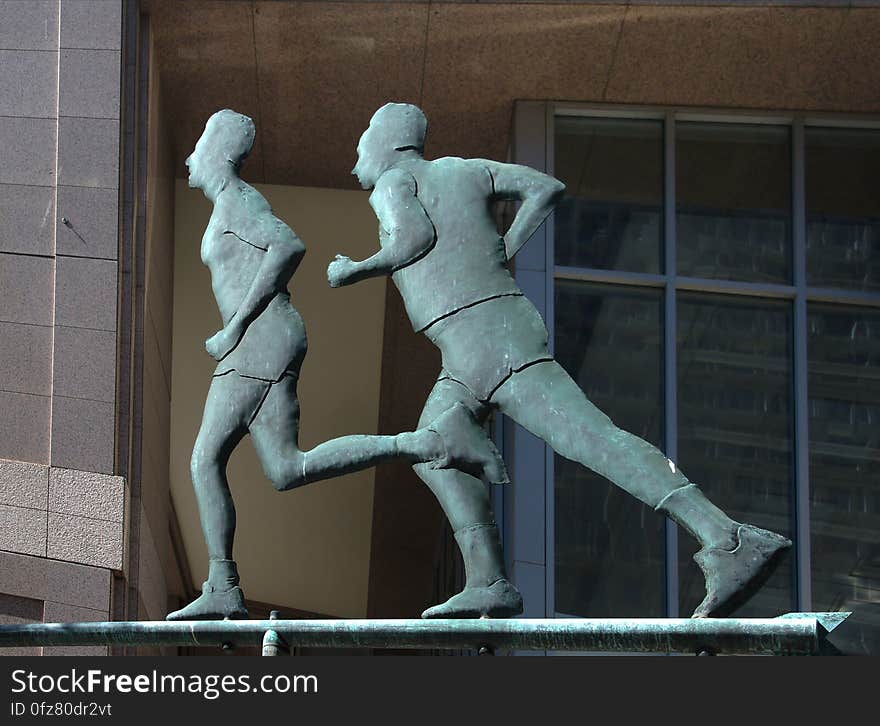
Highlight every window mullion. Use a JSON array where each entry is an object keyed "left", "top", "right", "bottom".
[
  {"left": 792, "top": 117, "right": 812, "bottom": 612},
  {"left": 664, "top": 110, "right": 680, "bottom": 618}
]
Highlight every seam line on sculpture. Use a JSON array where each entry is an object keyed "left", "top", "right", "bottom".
[
  {"left": 223, "top": 229, "right": 268, "bottom": 251},
  {"left": 654, "top": 484, "right": 696, "bottom": 512},
  {"left": 484, "top": 356, "right": 555, "bottom": 403},
  {"left": 247, "top": 383, "right": 274, "bottom": 427},
  {"left": 453, "top": 522, "right": 496, "bottom": 536},
  {"left": 418, "top": 293, "right": 524, "bottom": 333}
]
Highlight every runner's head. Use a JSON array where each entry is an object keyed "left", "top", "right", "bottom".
[
  {"left": 186, "top": 109, "right": 255, "bottom": 192},
  {"left": 352, "top": 103, "right": 426, "bottom": 189}
]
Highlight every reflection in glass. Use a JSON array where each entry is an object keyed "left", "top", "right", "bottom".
[
  {"left": 808, "top": 305, "right": 880, "bottom": 617},
  {"left": 677, "top": 295, "right": 794, "bottom": 616},
  {"left": 554, "top": 117, "right": 663, "bottom": 274},
  {"left": 806, "top": 128, "right": 880, "bottom": 292},
  {"left": 554, "top": 281, "right": 665, "bottom": 617},
  {"left": 676, "top": 123, "right": 791, "bottom": 283}
]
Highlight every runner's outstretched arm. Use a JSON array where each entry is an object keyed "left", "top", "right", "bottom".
[{"left": 328, "top": 168, "right": 435, "bottom": 287}]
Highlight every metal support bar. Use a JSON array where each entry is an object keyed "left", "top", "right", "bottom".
[
  {"left": 0, "top": 614, "right": 848, "bottom": 656},
  {"left": 261, "top": 610, "right": 290, "bottom": 657}
]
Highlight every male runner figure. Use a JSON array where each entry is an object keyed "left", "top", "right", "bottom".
[
  {"left": 327, "top": 102, "right": 792, "bottom": 619},
  {"left": 167, "top": 109, "right": 508, "bottom": 621}
]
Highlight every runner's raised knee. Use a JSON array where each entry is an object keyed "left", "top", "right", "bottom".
[{"left": 262, "top": 451, "right": 307, "bottom": 492}]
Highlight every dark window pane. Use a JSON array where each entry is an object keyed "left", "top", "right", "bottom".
[
  {"left": 677, "top": 294, "right": 795, "bottom": 616},
  {"left": 554, "top": 117, "right": 663, "bottom": 274},
  {"left": 554, "top": 281, "right": 665, "bottom": 617},
  {"left": 808, "top": 305, "right": 880, "bottom": 619},
  {"left": 677, "top": 123, "right": 791, "bottom": 283},
  {"left": 806, "top": 128, "right": 880, "bottom": 292}
]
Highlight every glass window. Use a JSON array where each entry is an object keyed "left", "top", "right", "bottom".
[
  {"left": 806, "top": 128, "right": 880, "bottom": 291},
  {"left": 676, "top": 294, "right": 795, "bottom": 617},
  {"left": 808, "top": 305, "right": 880, "bottom": 613},
  {"left": 554, "top": 281, "right": 665, "bottom": 617},
  {"left": 541, "top": 111, "right": 880, "bottom": 628},
  {"left": 676, "top": 122, "right": 791, "bottom": 283},
  {"left": 554, "top": 117, "right": 663, "bottom": 274}
]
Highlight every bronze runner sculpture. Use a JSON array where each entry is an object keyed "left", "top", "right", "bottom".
[{"left": 327, "top": 102, "right": 792, "bottom": 619}]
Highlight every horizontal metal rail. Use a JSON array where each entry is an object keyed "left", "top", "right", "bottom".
[{"left": 0, "top": 613, "right": 849, "bottom": 655}]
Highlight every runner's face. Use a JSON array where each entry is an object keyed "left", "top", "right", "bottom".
[
  {"left": 186, "top": 122, "right": 219, "bottom": 189},
  {"left": 352, "top": 125, "right": 391, "bottom": 190}
]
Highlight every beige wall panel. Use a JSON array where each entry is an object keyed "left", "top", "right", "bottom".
[{"left": 172, "top": 180, "right": 385, "bottom": 617}]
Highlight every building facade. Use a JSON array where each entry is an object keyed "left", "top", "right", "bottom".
[{"left": 0, "top": 0, "right": 877, "bottom": 654}]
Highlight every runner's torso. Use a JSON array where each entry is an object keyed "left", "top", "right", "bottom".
[
  {"left": 388, "top": 157, "right": 522, "bottom": 332},
  {"left": 201, "top": 186, "right": 307, "bottom": 381}
]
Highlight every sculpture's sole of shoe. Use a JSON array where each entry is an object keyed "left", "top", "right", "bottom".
[
  {"left": 692, "top": 524, "right": 792, "bottom": 618},
  {"left": 166, "top": 586, "right": 249, "bottom": 621},
  {"left": 421, "top": 579, "right": 523, "bottom": 619}
]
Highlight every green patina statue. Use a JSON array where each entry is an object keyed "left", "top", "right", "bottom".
[
  {"left": 327, "top": 102, "right": 792, "bottom": 620},
  {"left": 167, "top": 110, "right": 509, "bottom": 621}
]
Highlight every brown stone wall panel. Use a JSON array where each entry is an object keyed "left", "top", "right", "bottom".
[
  {"left": 0, "top": 50, "right": 58, "bottom": 118},
  {"left": 421, "top": 4, "right": 625, "bottom": 164},
  {"left": 0, "top": 183, "right": 56, "bottom": 256},
  {"left": 253, "top": 1, "right": 428, "bottom": 188},
  {"left": 42, "top": 601, "right": 108, "bottom": 656},
  {"left": 830, "top": 9, "right": 880, "bottom": 113},
  {"left": 0, "top": 391, "right": 50, "bottom": 464},
  {"left": 56, "top": 185, "right": 119, "bottom": 260},
  {"left": 54, "top": 256, "right": 118, "bottom": 331},
  {"left": 52, "top": 325, "right": 117, "bottom": 403},
  {"left": 0, "top": 459, "right": 48, "bottom": 510},
  {"left": 59, "top": 49, "right": 121, "bottom": 119},
  {"left": 602, "top": 6, "right": 867, "bottom": 112},
  {"left": 50, "top": 396, "right": 114, "bottom": 474},
  {"left": 0, "top": 550, "right": 111, "bottom": 611},
  {"left": 0, "top": 503, "right": 47, "bottom": 557},
  {"left": 0, "top": 117, "right": 56, "bottom": 186},
  {"left": 60, "top": 0, "right": 122, "bottom": 51},
  {"left": 147, "top": 0, "right": 264, "bottom": 181},
  {"left": 57, "top": 117, "right": 120, "bottom": 189},
  {"left": 48, "top": 467, "right": 124, "bottom": 523},
  {"left": 0, "top": 321, "right": 52, "bottom": 397},
  {"left": 0, "top": 252, "right": 53, "bottom": 326},
  {"left": 0, "top": 0, "right": 59, "bottom": 52},
  {"left": 47, "top": 512, "right": 123, "bottom": 570}
]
